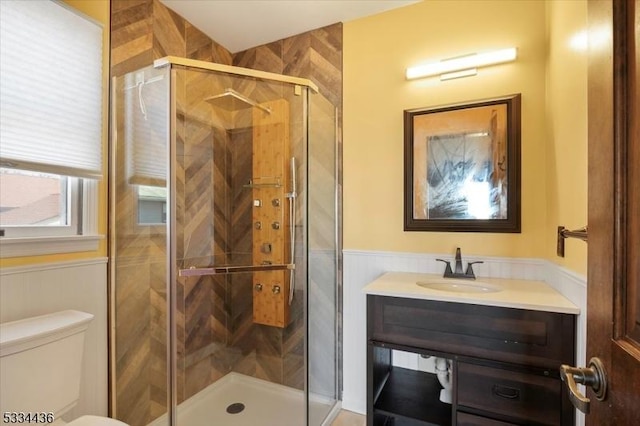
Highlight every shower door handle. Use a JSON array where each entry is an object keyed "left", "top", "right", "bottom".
[{"left": 179, "top": 263, "right": 295, "bottom": 277}]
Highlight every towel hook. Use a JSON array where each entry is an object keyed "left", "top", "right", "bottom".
[{"left": 557, "top": 226, "right": 588, "bottom": 257}]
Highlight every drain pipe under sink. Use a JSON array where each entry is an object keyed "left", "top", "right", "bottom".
[{"left": 435, "top": 357, "right": 453, "bottom": 404}]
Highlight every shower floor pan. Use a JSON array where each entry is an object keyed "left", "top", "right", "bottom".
[{"left": 148, "top": 372, "right": 337, "bottom": 426}]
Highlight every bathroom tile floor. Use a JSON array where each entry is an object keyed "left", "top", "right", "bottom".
[{"left": 330, "top": 410, "right": 365, "bottom": 426}]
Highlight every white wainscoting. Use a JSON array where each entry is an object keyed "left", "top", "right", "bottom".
[
  {"left": 342, "top": 249, "right": 586, "bottom": 425},
  {"left": 0, "top": 258, "right": 108, "bottom": 420}
]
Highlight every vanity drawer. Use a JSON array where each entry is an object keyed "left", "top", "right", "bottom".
[
  {"left": 368, "top": 295, "right": 575, "bottom": 369},
  {"left": 457, "top": 362, "right": 562, "bottom": 426},
  {"left": 456, "top": 412, "right": 517, "bottom": 426}
]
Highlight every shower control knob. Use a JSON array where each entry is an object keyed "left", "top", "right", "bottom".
[
  {"left": 254, "top": 221, "right": 262, "bottom": 230},
  {"left": 272, "top": 221, "right": 280, "bottom": 230},
  {"left": 272, "top": 285, "right": 281, "bottom": 294},
  {"left": 254, "top": 283, "right": 263, "bottom": 292}
]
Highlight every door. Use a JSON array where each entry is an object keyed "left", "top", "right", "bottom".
[{"left": 584, "top": 0, "right": 640, "bottom": 423}]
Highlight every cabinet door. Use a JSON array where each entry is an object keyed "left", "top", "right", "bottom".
[{"left": 457, "top": 362, "right": 563, "bottom": 426}]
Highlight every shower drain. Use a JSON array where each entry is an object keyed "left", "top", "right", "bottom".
[{"left": 226, "top": 402, "right": 245, "bottom": 414}]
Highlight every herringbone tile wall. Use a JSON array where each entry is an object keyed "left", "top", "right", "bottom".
[
  {"left": 232, "top": 19, "right": 343, "bottom": 400},
  {"left": 111, "top": 1, "right": 342, "bottom": 425}
]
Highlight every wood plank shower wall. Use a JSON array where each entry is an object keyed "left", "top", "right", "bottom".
[{"left": 110, "top": 1, "right": 342, "bottom": 424}]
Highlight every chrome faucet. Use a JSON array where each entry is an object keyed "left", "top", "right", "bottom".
[{"left": 436, "top": 247, "right": 483, "bottom": 279}]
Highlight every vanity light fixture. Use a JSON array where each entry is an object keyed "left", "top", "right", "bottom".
[{"left": 406, "top": 47, "right": 517, "bottom": 80}]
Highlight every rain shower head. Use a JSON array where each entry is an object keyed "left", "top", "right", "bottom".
[{"left": 205, "top": 88, "right": 271, "bottom": 114}]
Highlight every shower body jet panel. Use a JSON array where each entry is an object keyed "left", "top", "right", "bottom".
[{"left": 251, "top": 99, "right": 292, "bottom": 328}]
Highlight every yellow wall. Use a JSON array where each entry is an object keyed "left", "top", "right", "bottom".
[
  {"left": 1, "top": 0, "right": 588, "bottom": 276},
  {"left": 0, "top": 0, "right": 110, "bottom": 268},
  {"left": 545, "top": 0, "right": 588, "bottom": 275},
  {"left": 344, "top": 0, "right": 548, "bottom": 258}
]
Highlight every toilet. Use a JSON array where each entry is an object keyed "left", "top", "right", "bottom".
[{"left": 0, "top": 310, "right": 127, "bottom": 426}]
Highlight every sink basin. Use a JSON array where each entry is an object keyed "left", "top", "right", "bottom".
[{"left": 416, "top": 278, "right": 503, "bottom": 293}]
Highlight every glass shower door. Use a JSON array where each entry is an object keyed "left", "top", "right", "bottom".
[{"left": 171, "top": 65, "right": 308, "bottom": 426}]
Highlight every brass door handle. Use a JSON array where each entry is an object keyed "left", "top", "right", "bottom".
[{"left": 559, "top": 357, "right": 607, "bottom": 414}]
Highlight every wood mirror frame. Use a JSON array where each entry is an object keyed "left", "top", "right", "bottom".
[{"left": 404, "top": 94, "right": 521, "bottom": 233}]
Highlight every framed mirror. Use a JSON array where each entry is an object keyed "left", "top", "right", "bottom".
[{"left": 404, "top": 94, "right": 521, "bottom": 232}]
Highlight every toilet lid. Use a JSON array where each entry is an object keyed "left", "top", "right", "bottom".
[{"left": 67, "top": 416, "right": 128, "bottom": 426}]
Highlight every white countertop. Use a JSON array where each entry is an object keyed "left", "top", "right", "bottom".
[{"left": 363, "top": 272, "right": 580, "bottom": 314}]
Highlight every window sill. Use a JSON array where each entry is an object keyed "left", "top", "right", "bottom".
[{"left": 0, "top": 235, "right": 104, "bottom": 258}]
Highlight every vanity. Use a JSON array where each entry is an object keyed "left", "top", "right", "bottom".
[{"left": 364, "top": 272, "right": 579, "bottom": 426}]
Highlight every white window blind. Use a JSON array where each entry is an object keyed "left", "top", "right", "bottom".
[{"left": 0, "top": 0, "right": 103, "bottom": 179}]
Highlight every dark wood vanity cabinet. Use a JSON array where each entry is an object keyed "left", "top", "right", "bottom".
[{"left": 367, "top": 295, "right": 577, "bottom": 426}]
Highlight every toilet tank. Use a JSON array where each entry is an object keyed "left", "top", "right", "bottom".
[{"left": 0, "top": 310, "right": 94, "bottom": 415}]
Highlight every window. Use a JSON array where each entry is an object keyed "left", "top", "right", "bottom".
[
  {"left": 0, "top": 0, "right": 103, "bottom": 257},
  {"left": 137, "top": 186, "right": 168, "bottom": 225},
  {"left": 0, "top": 169, "right": 79, "bottom": 236}
]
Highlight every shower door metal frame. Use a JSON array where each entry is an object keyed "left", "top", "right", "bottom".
[
  {"left": 154, "top": 56, "right": 319, "bottom": 93},
  {"left": 167, "top": 67, "right": 178, "bottom": 426}
]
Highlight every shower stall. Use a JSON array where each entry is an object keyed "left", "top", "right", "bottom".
[{"left": 110, "top": 57, "right": 339, "bottom": 426}]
